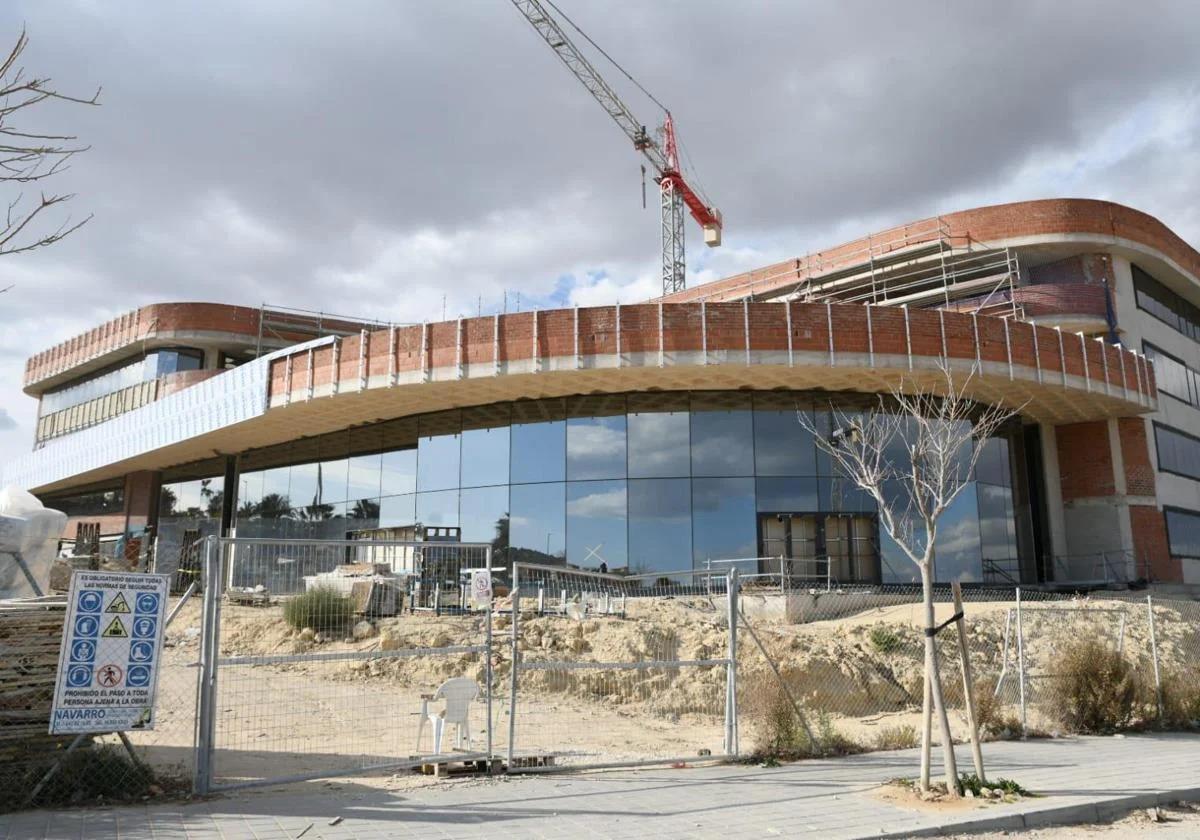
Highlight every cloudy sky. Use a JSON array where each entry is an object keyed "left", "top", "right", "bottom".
[{"left": 1, "top": 0, "right": 1198, "bottom": 469}]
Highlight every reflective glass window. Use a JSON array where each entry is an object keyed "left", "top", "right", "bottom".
[
  {"left": 753, "top": 394, "right": 816, "bottom": 476},
  {"left": 881, "top": 530, "right": 920, "bottom": 583},
  {"left": 379, "top": 493, "right": 416, "bottom": 528},
  {"left": 974, "top": 437, "right": 1010, "bottom": 487},
  {"left": 818, "top": 475, "right": 875, "bottom": 512},
  {"left": 347, "top": 452, "right": 382, "bottom": 502},
  {"left": 978, "top": 482, "right": 1015, "bottom": 564},
  {"left": 1165, "top": 508, "right": 1200, "bottom": 559},
  {"left": 347, "top": 497, "right": 381, "bottom": 531},
  {"left": 287, "top": 461, "right": 321, "bottom": 506},
  {"left": 417, "top": 411, "right": 462, "bottom": 492},
  {"left": 1155, "top": 423, "right": 1200, "bottom": 481},
  {"left": 511, "top": 400, "right": 566, "bottom": 484},
  {"left": 509, "top": 482, "right": 565, "bottom": 561},
  {"left": 460, "top": 485, "right": 509, "bottom": 548},
  {"left": 261, "top": 466, "right": 291, "bottom": 508},
  {"left": 567, "top": 480, "right": 628, "bottom": 569},
  {"left": 692, "top": 477, "right": 757, "bottom": 569},
  {"left": 627, "top": 393, "right": 690, "bottom": 478},
  {"left": 933, "top": 483, "right": 983, "bottom": 582},
  {"left": 380, "top": 448, "right": 417, "bottom": 496},
  {"left": 461, "top": 405, "right": 511, "bottom": 488},
  {"left": 690, "top": 393, "right": 754, "bottom": 477},
  {"left": 416, "top": 489, "right": 459, "bottom": 529},
  {"left": 567, "top": 396, "right": 627, "bottom": 481},
  {"left": 628, "top": 478, "right": 691, "bottom": 576},
  {"left": 755, "top": 476, "right": 819, "bottom": 512}
]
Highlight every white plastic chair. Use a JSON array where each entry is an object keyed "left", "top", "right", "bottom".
[{"left": 416, "top": 677, "right": 480, "bottom": 755}]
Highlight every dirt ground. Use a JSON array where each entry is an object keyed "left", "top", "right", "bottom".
[
  {"left": 943, "top": 801, "right": 1200, "bottom": 838},
  {"left": 123, "top": 591, "right": 1198, "bottom": 790}
]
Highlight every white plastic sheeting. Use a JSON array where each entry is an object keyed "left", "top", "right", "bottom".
[{"left": 0, "top": 485, "right": 67, "bottom": 598}]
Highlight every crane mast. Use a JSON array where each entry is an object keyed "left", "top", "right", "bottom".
[{"left": 510, "top": 0, "right": 722, "bottom": 295}]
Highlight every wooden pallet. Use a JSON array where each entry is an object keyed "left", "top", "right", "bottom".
[
  {"left": 418, "top": 757, "right": 502, "bottom": 778},
  {"left": 507, "top": 754, "right": 557, "bottom": 770}
]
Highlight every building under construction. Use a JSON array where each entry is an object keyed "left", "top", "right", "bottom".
[{"left": 4, "top": 197, "right": 1198, "bottom": 588}]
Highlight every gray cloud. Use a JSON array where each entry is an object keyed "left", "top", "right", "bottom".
[{"left": 1, "top": 0, "right": 1199, "bottom": 468}]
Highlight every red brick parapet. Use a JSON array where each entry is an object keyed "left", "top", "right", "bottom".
[
  {"left": 266, "top": 302, "right": 1156, "bottom": 425},
  {"left": 23, "top": 303, "right": 375, "bottom": 393}
]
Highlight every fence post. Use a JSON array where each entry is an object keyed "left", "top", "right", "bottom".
[
  {"left": 1015, "top": 586, "right": 1027, "bottom": 736},
  {"left": 1147, "top": 594, "right": 1163, "bottom": 719},
  {"left": 193, "top": 536, "right": 222, "bottom": 796},
  {"left": 725, "top": 568, "right": 739, "bottom": 757},
  {"left": 485, "top": 547, "right": 494, "bottom": 764},
  {"left": 506, "top": 564, "right": 520, "bottom": 771}
]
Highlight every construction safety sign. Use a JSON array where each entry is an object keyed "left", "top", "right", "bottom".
[{"left": 50, "top": 570, "right": 170, "bottom": 734}]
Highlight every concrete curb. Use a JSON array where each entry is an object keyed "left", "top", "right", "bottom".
[{"left": 874, "top": 786, "right": 1200, "bottom": 838}]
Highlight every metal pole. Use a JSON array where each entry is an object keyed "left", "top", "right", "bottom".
[
  {"left": 725, "top": 568, "right": 739, "bottom": 757},
  {"left": 485, "top": 548, "right": 494, "bottom": 765},
  {"left": 1147, "top": 594, "right": 1163, "bottom": 719},
  {"left": 193, "top": 536, "right": 222, "bottom": 795},
  {"left": 506, "top": 564, "right": 520, "bottom": 770},
  {"left": 1015, "top": 587, "right": 1027, "bottom": 735}
]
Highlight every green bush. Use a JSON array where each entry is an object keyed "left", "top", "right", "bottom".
[
  {"left": 1044, "top": 639, "right": 1142, "bottom": 733},
  {"left": 959, "top": 772, "right": 1029, "bottom": 797},
  {"left": 283, "top": 587, "right": 355, "bottom": 633},
  {"left": 869, "top": 625, "right": 902, "bottom": 654}
]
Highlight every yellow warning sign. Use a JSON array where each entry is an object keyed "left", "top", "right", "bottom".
[
  {"left": 106, "top": 592, "right": 131, "bottom": 614},
  {"left": 102, "top": 616, "right": 128, "bottom": 638}
]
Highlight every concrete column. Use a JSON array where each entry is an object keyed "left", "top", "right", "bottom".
[
  {"left": 1038, "top": 423, "right": 1068, "bottom": 561},
  {"left": 123, "top": 470, "right": 162, "bottom": 534}
]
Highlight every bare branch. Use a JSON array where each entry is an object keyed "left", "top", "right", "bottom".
[{"left": 0, "top": 27, "right": 99, "bottom": 256}]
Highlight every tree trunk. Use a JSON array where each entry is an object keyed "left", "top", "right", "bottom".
[{"left": 921, "top": 562, "right": 960, "bottom": 795}]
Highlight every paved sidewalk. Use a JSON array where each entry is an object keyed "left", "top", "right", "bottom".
[{"left": 4, "top": 734, "right": 1199, "bottom": 839}]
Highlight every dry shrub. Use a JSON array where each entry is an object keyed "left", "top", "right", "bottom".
[
  {"left": 1160, "top": 670, "right": 1200, "bottom": 729},
  {"left": 872, "top": 724, "right": 919, "bottom": 751},
  {"left": 744, "top": 675, "right": 863, "bottom": 759},
  {"left": 973, "top": 676, "right": 1022, "bottom": 740},
  {"left": 1044, "top": 639, "right": 1142, "bottom": 733}
]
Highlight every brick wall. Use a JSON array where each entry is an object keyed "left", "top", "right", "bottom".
[
  {"left": 1118, "top": 418, "right": 1158, "bottom": 498},
  {"left": 1055, "top": 421, "right": 1115, "bottom": 500},
  {"left": 1130, "top": 505, "right": 1177, "bottom": 582},
  {"left": 662, "top": 199, "right": 1200, "bottom": 304}
]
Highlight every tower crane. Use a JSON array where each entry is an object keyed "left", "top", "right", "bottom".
[{"left": 510, "top": 0, "right": 723, "bottom": 296}]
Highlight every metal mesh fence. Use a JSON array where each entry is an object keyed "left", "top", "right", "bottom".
[
  {"left": 4, "top": 535, "right": 1198, "bottom": 810},
  {"left": 505, "top": 563, "right": 735, "bottom": 771},
  {"left": 197, "top": 537, "right": 497, "bottom": 793},
  {"left": 735, "top": 583, "right": 1200, "bottom": 758}
]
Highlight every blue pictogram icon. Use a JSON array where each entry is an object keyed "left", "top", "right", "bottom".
[
  {"left": 74, "top": 615, "right": 99, "bottom": 638},
  {"left": 126, "top": 664, "right": 151, "bottom": 688},
  {"left": 132, "top": 616, "right": 157, "bottom": 639},
  {"left": 77, "top": 590, "right": 103, "bottom": 613},
  {"left": 129, "top": 640, "right": 154, "bottom": 663},
  {"left": 135, "top": 592, "right": 160, "bottom": 614},
  {"left": 70, "top": 639, "right": 96, "bottom": 663},
  {"left": 67, "top": 664, "right": 92, "bottom": 687}
]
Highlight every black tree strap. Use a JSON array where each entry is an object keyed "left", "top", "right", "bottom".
[{"left": 924, "top": 610, "right": 965, "bottom": 638}]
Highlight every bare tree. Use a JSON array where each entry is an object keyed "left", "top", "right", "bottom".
[
  {"left": 800, "top": 363, "right": 1018, "bottom": 795},
  {"left": 0, "top": 28, "right": 100, "bottom": 261}
]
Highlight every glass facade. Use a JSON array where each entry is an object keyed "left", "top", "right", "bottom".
[
  {"left": 230, "top": 392, "right": 1024, "bottom": 582},
  {"left": 40, "top": 348, "right": 205, "bottom": 416}
]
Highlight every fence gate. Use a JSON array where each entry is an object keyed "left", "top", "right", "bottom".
[
  {"left": 194, "top": 537, "right": 496, "bottom": 794},
  {"left": 506, "top": 563, "right": 739, "bottom": 771}
]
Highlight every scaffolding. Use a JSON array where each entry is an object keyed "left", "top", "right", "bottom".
[{"left": 700, "top": 216, "right": 1024, "bottom": 320}]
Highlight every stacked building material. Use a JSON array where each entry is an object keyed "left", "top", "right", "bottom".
[{"left": 0, "top": 598, "right": 71, "bottom": 783}]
